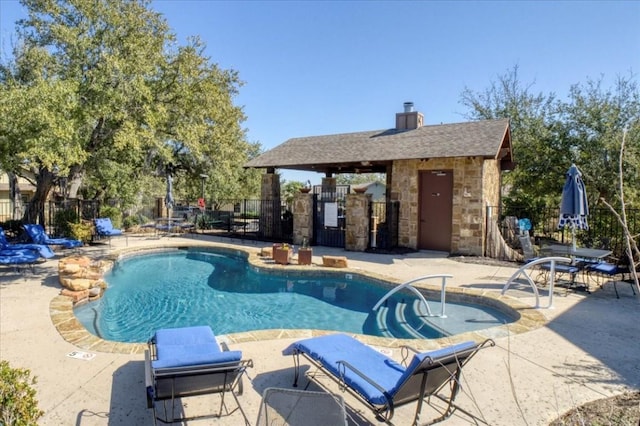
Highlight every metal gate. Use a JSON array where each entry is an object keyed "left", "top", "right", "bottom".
[
  {"left": 369, "top": 201, "right": 399, "bottom": 250},
  {"left": 313, "top": 195, "right": 345, "bottom": 248}
]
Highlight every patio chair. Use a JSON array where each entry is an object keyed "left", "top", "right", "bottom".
[
  {"left": 256, "top": 387, "right": 347, "bottom": 426},
  {"left": 587, "top": 252, "right": 638, "bottom": 298},
  {"left": 0, "top": 226, "right": 55, "bottom": 259},
  {"left": 145, "top": 325, "right": 253, "bottom": 425},
  {"left": 23, "top": 224, "right": 83, "bottom": 249},
  {"left": 93, "top": 218, "right": 127, "bottom": 247},
  {"left": 519, "top": 234, "right": 539, "bottom": 263},
  {"left": 282, "top": 333, "right": 494, "bottom": 425}
]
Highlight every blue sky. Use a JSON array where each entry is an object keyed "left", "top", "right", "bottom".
[{"left": 1, "top": 1, "right": 639, "bottom": 184}]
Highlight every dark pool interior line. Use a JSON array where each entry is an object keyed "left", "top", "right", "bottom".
[{"left": 74, "top": 248, "right": 516, "bottom": 343}]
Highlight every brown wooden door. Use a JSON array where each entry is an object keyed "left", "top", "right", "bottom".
[{"left": 418, "top": 170, "right": 453, "bottom": 251}]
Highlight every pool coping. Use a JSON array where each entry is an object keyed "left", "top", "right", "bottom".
[{"left": 49, "top": 241, "right": 547, "bottom": 354}]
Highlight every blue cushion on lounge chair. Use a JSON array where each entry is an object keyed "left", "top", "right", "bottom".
[
  {"left": 0, "top": 227, "right": 54, "bottom": 259},
  {"left": 0, "top": 249, "right": 40, "bottom": 265},
  {"left": 151, "top": 325, "right": 242, "bottom": 369},
  {"left": 94, "top": 218, "right": 123, "bottom": 236},
  {"left": 284, "top": 334, "right": 405, "bottom": 404},
  {"left": 283, "top": 333, "right": 476, "bottom": 405},
  {"left": 154, "top": 346, "right": 242, "bottom": 369},
  {"left": 154, "top": 325, "right": 217, "bottom": 346},
  {"left": 23, "top": 224, "right": 82, "bottom": 248}
]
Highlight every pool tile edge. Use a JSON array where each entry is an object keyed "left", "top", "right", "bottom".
[{"left": 50, "top": 241, "right": 547, "bottom": 353}]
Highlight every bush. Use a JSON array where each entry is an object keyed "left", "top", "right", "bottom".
[
  {"left": 54, "top": 209, "right": 79, "bottom": 238},
  {"left": 98, "top": 205, "right": 122, "bottom": 229},
  {"left": 122, "top": 216, "right": 137, "bottom": 229},
  {"left": 70, "top": 222, "right": 93, "bottom": 243},
  {"left": 0, "top": 360, "right": 44, "bottom": 425},
  {"left": 122, "top": 214, "right": 149, "bottom": 229}
]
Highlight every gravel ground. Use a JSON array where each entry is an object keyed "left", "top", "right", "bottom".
[{"left": 549, "top": 391, "right": 640, "bottom": 425}]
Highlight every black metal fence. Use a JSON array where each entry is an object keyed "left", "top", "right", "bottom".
[
  {"left": 196, "top": 198, "right": 293, "bottom": 242},
  {"left": 1, "top": 196, "right": 403, "bottom": 250},
  {"left": 0, "top": 199, "right": 101, "bottom": 237},
  {"left": 494, "top": 205, "right": 640, "bottom": 256},
  {"left": 370, "top": 201, "right": 399, "bottom": 250}
]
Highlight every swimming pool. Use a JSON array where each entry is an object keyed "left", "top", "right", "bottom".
[{"left": 74, "top": 248, "right": 516, "bottom": 343}]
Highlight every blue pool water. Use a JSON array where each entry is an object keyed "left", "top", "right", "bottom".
[{"left": 74, "top": 248, "right": 515, "bottom": 343}]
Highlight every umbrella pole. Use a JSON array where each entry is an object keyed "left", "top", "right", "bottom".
[{"left": 572, "top": 225, "right": 577, "bottom": 252}]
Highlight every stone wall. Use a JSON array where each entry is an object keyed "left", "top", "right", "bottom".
[
  {"left": 345, "top": 194, "right": 370, "bottom": 251},
  {"left": 391, "top": 157, "right": 497, "bottom": 255},
  {"left": 292, "top": 192, "right": 313, "bottom": 245},
  {"left": 260, "top": 173, "right": 281, "bottom": 239}
]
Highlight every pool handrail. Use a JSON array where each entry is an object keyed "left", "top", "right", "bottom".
[
  {"left": 501, "top": 256, "right": 572, "bottom": 309},
  {"left": 372, "top": 274, "right": 453, "bottom": 318}
]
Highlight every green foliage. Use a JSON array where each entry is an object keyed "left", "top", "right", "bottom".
[
  {"left": 0, "top": 360, "right": 44, "bottom": 425},
  {"left": 98, "top": 205, "right": 122, "bottom": 229},
  {"left": 1, "top": 0, "right": 259, "bottom": 222},
  {"left": 70, "top": 222, "right": 93, "bottom": 243},
  {"left": 122, "top": 215, "right": 137, "bottom": 229},
  {"left": 54, "top": 209, "right": 79, "bottom": 238},
  {"left": 460, "top": 65, "right": 640, "bottom": 210},
  {"left": 281, "top": 180, "right": 305, "bottom": 204},
  {"left": 559, "top": 75, "right": 640, "bottom": 208},
  {"left": 336, "top": 173, "right": 385, "bottom": 186}
]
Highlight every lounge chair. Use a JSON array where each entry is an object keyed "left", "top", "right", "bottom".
[
  {"left": 93, "top": 218, "right": 126, "bottom": 247},
  {"left": 283, "top": 333, "right": 494, "bottom": 426},
  {"left": 145, "top": 325, "right": 253, "bottom": 425},
  {"left": 23, "top": 224, "right": 83, "bottom": 249},
  {"left": 0, "top": 248, "right": 44, "bottom": 272},
  {"left": 256, "top": 387, "right": 347, "bottom": 426},
  {"left": 0, "top": 226, "right": 55, "bottom": 259}
]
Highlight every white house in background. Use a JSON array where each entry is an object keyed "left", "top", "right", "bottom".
[{"left": 350, "top": 182, "right": 386, "bottom": 200}]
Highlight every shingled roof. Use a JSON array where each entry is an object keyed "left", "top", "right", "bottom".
[{"left": 245, "top": 118, "right": 512, "bottom": 174}]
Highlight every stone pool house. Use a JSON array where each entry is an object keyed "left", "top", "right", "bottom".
[{"left": 245, "top": 102, "right": 514, "bottom": 256}]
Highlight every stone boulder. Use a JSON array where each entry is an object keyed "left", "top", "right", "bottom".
[{"left": 58, "top": 256, "right": 111, "bottom": 295}]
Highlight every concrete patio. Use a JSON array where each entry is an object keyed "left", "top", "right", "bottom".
[{"left": 1, "top": 233, "right": 639, "bottom": 425}]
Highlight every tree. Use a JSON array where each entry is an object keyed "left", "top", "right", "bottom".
[
  {"left": 601, "top": 125, "right": 640, "bottom": 296},
  {"left": 460, "top": 65, "right": 560, "bottom": 213},
  {"left": 460, "top": 66, "right": 640, "bottom": 212},
  {"left": 559, "top": 74, "right": 640, "bottom": 207},
  {"left": 0, "top": 0, "right": 260, "bottom": 223},
  {"left": 336, "top": 173, "right": 386, "bottom": 186},
  {"left": 281, "top": 179, "right": 306, "bottom": 205}
]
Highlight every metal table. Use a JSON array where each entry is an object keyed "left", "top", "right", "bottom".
[
  {"left": 540, "top": 244, "right": 613, "bottom": 291},
  {"left": 541, "top": 244, "right": 612, "bottom": 260},
  {"left": 154, "top": 217, "right": 185, "bottom": 236}
]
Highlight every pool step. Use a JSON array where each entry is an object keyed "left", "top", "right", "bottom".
[
  {"left": 411, "top": 300, "right": 451, "bottom": 338},
  {"left": 374, "top": 304, "right": 392, "bottom": 338},
  {"left": 374, "top": 300, "right": 435, "bottom": 339}
]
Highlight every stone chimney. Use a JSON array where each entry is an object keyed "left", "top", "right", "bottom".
[{"left": 395, "top": 101, "right": 424, "bottom": 130}]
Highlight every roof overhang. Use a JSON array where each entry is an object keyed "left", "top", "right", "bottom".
[{"left": 270, "top": 160, "right": 392, "bottom": 175}]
